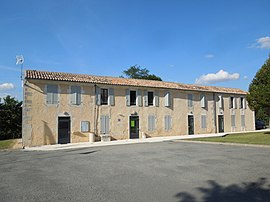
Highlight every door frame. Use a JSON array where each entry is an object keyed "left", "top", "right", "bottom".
[
  {"left": 58, "top": 116, "right": 71, "bottom": 144},
  {"left": 129, "top": 115, "right": 139, "bottom": 139},
  {"left": 218, "top": 115, "right": 224, "bottom": 133}
]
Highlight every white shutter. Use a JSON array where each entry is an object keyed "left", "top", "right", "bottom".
[
  {"left": 201, "top": 94, "right": 206, "bottom": 108},
  {"left": 165, "top": 92, "right": 171, "bottom": 107},
  {"left": 71, "top": 86, "right": 81, "bottom": 105},
  {"left": 148, "top": 116, "right": 151, "bottom": 131},
  {"left": 96, "top": 87, "right": 101, "bottom": 106},
  {"left": 109, "top": 88, "right": 115, "bottom": 106},
  {"left": 144, "top": 91, "right": 148, "bottom": 107},
  {"left": 148, "top": 115, "right": 155, "bottom": 131},
  {"left": 46, "top": 85, "right": 53, "bottom": 104},
  {"left": 201, "top": 115, "right": 207, "bottom": 129},
  {"left": 218, "top": 95, "right": 223, "bottom": 108},
  {"left": 233, "top": 97, "right": 237, "bottom": 109},
  {"left": 126, "top": 89, "right": 130, "bottom": 106},
  {"left": 154, "top": 92, "right": 159, "bottom": 107},
  {"left": 100, "top": 115, "right": 109, "bottom": 134},
  {"left": 137, "top": 90, "right": 142, "bottom": 106},
  {"left": 243, "top": 98, "right": 246, "bottom": 109},
  {"left": 77, "top": 87, "right": 81, "bottom": 105}
]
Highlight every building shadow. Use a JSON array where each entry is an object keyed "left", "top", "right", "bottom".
[
  {"left": 175, "top": 178, "right": 270, "bottom": 202},
  {"left": 42, "top": 120, "right": 56, "bottom": 145}
]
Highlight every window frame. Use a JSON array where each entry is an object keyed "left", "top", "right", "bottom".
[
  {"left": 101, "top": 88, "right": 109, "bottom": 105},
  {"left": 130, "top": 90, "right": 137, "bottom": 106},
  {"left": 148, "top": 91, "right": 154, "bottom": 106}
]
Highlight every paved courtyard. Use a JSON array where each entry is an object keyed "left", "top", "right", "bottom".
[{"left": 0, "top": 141, "right": 270, "bottom": 202}]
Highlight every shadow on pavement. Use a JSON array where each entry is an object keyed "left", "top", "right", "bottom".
[{"left": 175, "top": 177, "right": 270, "bottom": 202}]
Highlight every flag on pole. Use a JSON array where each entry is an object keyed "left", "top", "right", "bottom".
[{"left": 16, "top": 55, "right": 24, "bottom": 65}]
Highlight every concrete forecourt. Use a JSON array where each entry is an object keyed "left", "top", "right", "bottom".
[{"left": 0, "top": 141, "right": 269, "bottom": 201}]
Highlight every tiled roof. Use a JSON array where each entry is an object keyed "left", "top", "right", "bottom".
[{"left": 25, "top": 70, "right": 247, "bottom": 95}]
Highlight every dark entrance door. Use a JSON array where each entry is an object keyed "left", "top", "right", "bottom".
[
  {"left": 218, "top": 115, "right": 224, "bottom": 133},
  {"left": 130, "top": 116, "right": 139, "bottom": 139},
  {"left": 58, "top": 117, "right": 70, "bottom": 144},
  {"left": 188, "top": 115, "right": 194, "bottom": 135}
]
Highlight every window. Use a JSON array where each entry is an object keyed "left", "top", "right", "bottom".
[
  {"left": 200, "top": 94, "right": 206, "bottom": 108},
  {"left": 165, "top": 92, "right": 171, "bottom": 107},
  {"left": 148, "top": 92, "right": 154, "bottom": 106},
  {"left": 230, "top": 97, "right": 236, "bottom": 109},
  {"left": 130, "top": 90, "right": 136, "bottom": 106},
  {"left": 231, "top": 114, "right": 236, "bottom": 127},
  {"left": 101, "top": 89, "right": 108, "bottom": 105},
  {"left": 240, "top": 97, "right": 246, "bottom": 109},
  {"left": 100, "top": 115, "right": 109, "bottom": 134},
  {"left": 188, "top": 94, "right": 193, "bottom": 107},
  {"left": 201, "top": 115, "right": 207, "bottom": 129},
  {"left": 148, "top": 115, "right": 156, "bottom": 131},
  {"left": 218, "top": 95, "right": 223, "bottom": 108},
  {"left": 81, "top": 121, "right": 90, "bottom": 132},
  {"left": 47, "top": 84, "right": 58, "bottom": 104},
  {"left": 241, "top": 115, "right": 245, "bottom": 127},
  {"left": 71, "top": 86, "right": 81, "bottom": 105},
  {"left": 164, "top": 115, "right": 172, "bottom": 131}
]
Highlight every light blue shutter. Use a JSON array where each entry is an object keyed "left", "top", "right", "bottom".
[
  {"left": 109, "top": 88, "right": 115, "bottom": 106},
  {"left": 165, "top": 92, "right": 171, "bottom": 107},
  {"left": 71, "top": 86, "right": 76, "bottom": 105},
  {"left": 77, "top": 87, "right": 81, "bottom": 104},
  {"left": 100, "top": 115, "right": 106, "bottom": 134},
  {"left": 96, "top": 87, "right": 101, "bottom": 105},
  {"left": 154, "top": 92, "right": 159, "bottom": 107},
  {"left": 126, "top": 89, "right": 130, "bottom": 106},
  {"left": 71, "top": 86, "right": 81, "bottom": 105},
  {"left": 137, "top": 90, "right": 142, "bottom": 106},
  {"left": 47, "top": 85, "right": 53, "bottom": 104},
  {"left": 144, "top": 91, "right": 148, "bottom": 107},
  {"left": 52, "top": 85, "right": 58, "bottom": 104}
]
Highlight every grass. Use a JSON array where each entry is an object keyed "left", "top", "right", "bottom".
[
  {"left": 191, "top": 131, "right": 270, "bottom": 145},
  {"left": 0, "top": 139, "right": 16, "bottom": 150}
]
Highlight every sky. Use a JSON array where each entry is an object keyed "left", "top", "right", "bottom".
[{"left": 0, "top": 0, "right": 270, "bottom": 101}]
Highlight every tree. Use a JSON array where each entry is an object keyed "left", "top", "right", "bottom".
[
  {"left": 0, "top": 95, "right": 22, "bottom": 140},
  {"left": 246, "top": 55, "right": 270, "bottom": 125},
  {"left": 122, "top": 65, "right": 162, "bottom": 81}
]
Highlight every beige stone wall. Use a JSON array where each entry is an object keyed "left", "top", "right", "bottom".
[{"left": 23, "top": 79, "right": 255, "bottom": 147}]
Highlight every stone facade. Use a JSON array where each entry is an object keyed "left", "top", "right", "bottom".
[{"left": 22, "top": 70, "right": 255, "bottom": 147}]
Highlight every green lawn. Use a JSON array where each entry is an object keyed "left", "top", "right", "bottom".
[
  {"left": 191, "top": 131, "right": 270, "bottom": 145},
  {"left": 0, "top": 139, "right": 16, "bottom": 150}
]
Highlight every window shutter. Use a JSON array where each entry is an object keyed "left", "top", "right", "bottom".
[
  {"left": 126, "top": 89, "right": 130, "bottom": 106},
  {"left": 201, "top": 95, "right": 206, "bottom": 108},
  {"left": 165, "top": 92, "right": 171, "bottom": 107},
  {"left": 148, "top": 116, "right": 151, "bottom": 131},
  {"left": 241, "top": 115, "right": 245, "bottom": 127},
  {"left": 154, "top": 92, "right": 159, "bottom": 107},
  {"left": 218, "top": 95, "right": 223, "bottom": 108},
  {"left": 96, "top": 87, "right": 101, "bottom": 106},
  {"left": 105, "top": 116, "right": 109, "bottom": 134},
  {"left": 188, "top": 94, "right": 193, "bottom": 107},
  {"left": 243, "top": 98, "right": 246, "bottom": 109},
  {"left": 71, "top": 86, "right": 81, "bottom": 105},
  {"left": 109, "top": 88, "right": 115, "bottom": 106},
  {"left": 137, "top": 90, "right": 142, "bottom": 106},
  {"left": 47, "top": 85, "right": 53, "bottom": 104},
  {"left": 77, "top": 87, "right": 81, "bottom": 105},
  {"left": 53, "top": 85, "right": 58, "bottom": 104},
  {"left": 71, "top": 87, "right": 76, "bottom": 105},
  {"left": 144, "top": 91, "right": 148, "bottom": 107},
  {"left": 234, "top": 97, "right": 237, "bottom": 109},
  {"left": 165, "top": 115, "right": 168, "bottom": 130},
  {"left": 229, "top": 97, "right": 232, "bottom": 109}
]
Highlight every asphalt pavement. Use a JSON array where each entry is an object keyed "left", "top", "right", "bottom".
[{"left": 0, "top": 141, "right": 270, "bottom": 202}]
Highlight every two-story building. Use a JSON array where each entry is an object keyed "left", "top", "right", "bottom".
[{"left": 22, "top": 70, "right": 255, "bottom": 147}]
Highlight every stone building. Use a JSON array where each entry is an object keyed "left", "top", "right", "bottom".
[{"left": 22, "top": 70, "right": 255, "bottom": 147}]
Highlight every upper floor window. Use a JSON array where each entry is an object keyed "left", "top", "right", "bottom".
[
  {"left": 230, "top": 97, "right": 236, "bottom": 109},
  {"left": 130, "top": 90, "right": 137, "bottom": 106},
  {"left": 240, "top": 97, "right": 246, "bottom": 109},
  {"left": 148, "top": 92, "right": 154, "bottom": 106},
  {"left": 164, "top": 92, "right": 171, "bottom": 107},
  {"left": 101, "top": 89, "right": 108, "bottom": 105},
  {"left": 200, "top": 94, "right": 207, "bottom": 108},
  {"left": 188, "top": 94, "right": 193, "bottom": 107},
  {"left": 71, "top": 86, "right": 81, "bottom": 105},
  {"left": 47, "top": 84, "right": 58, "bottom": 104}
]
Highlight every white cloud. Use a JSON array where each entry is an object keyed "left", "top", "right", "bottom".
[
  {"left": 205, "top": 54, "right": 215, "bottom": 59},
  {"left": 195, "top": 70, "right": 240, "bottom": 85},
  {"left": 243, "top": 75, "right": 248, "bottom": 80},
  {"left": 0, "top": 83, "right": 15, "bottom": 91},
  {"left": 251, "top": 36, "right": 270, "bottom": 49}
]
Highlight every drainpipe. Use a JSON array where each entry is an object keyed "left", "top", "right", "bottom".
[
  {"left": 94, "top": 84, "right": 97, "bottom": 135},
  {"left": 213, "top": 93, "right": 217, "bottom": 133}
]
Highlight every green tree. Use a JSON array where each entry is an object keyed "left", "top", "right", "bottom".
[
  {"left": 246, "top": 55, "right": 270, "bottom": 125},
  {"left": 0, "top": 95, "right": 22, "bottom": 140},
  {"left": 122, "top": 65, "right": 162, "bottom": 81}
]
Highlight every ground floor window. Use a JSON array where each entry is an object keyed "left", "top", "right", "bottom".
[{"left": 148, "top": 115, "right": 156, "bottom": 131}]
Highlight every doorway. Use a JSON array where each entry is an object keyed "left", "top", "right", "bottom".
[
  {"left": 58, "top": 117, "right": 70, "bottom": 144},
  {"left": 130, "top": 116, "right": 139, "bottom": 139},
  {"left": 218, "top": 115, "right": 224, "bottom": 133},
  {"left": 188, "top": 115, "right": 194, "bottom": 135}
]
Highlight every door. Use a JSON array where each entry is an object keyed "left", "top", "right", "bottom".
[
  {"left": 58, "top": 117, "right": 70, "bottom": 144},
  {"left": 188, "top": 115, "right": 194, "bottom": 135},
  {"left": 218, "top": 115, "right": 224, "bottom": 133},
  {"left": 130, "top": 116, "right": 139, "bottom": 139}
]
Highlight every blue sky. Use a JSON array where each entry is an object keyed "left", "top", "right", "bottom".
[{"left": 0, "top": 0, "right": 270, "bottom": 101}]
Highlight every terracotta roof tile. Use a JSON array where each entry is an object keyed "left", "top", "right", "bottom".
[{"left": 25, "top": 70, "right": 246, "bottom": 95}]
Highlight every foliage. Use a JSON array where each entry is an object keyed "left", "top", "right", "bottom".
[
  {"left": 0, "top": 139, "right": 16, "bottom": 149},
  {"left": 122, "top": 65, "right": 162, "bottom": 81},
  {"left": 246, "top": 55, "right": 270, "bottom": 124},
  {"left": 0, "top": 96, "right": 22, "bottom": 140}
]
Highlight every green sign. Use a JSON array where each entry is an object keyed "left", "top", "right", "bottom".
[{"left": 131, "top": 120, "right": 135, "bottom": 127}]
